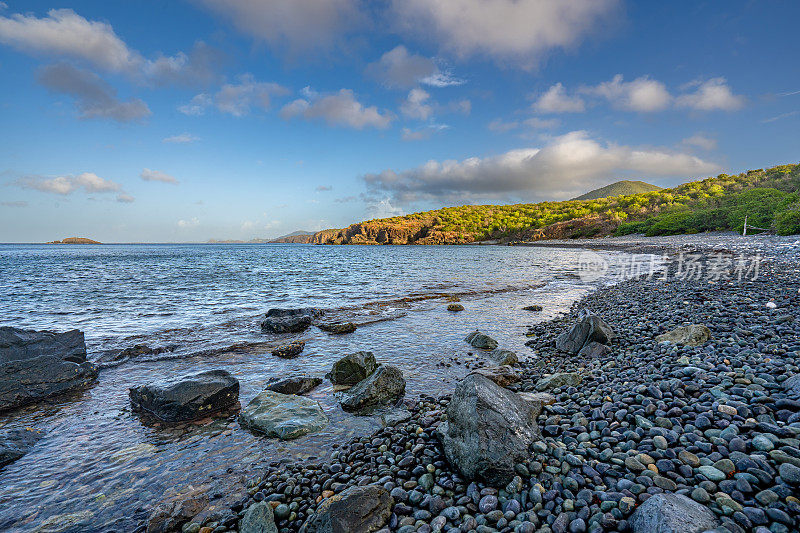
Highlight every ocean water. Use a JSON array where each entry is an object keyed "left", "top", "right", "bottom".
[{"left": 0, "top": 244, "right": 655, "bottom": 531}]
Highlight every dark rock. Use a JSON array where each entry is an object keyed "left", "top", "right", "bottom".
[
  {"left": 577, "top": 341, "right": 611, "bottom": 358},
  {"left": 271, "top": 340, "right": 305, "bottom": 358},
  {"left": 0, "top": 326, "right": 86, "bottom": 364},
  {"left": 265, "top": 375, "right": 322, "bottom": 395},
  {"left": 0, "top": 355, "right": 97, "bottom": 412},
  {"left": 328, "top": 351, "right": 377, "bottom": 385},
  {"left": 129, "top": 369, "right": 239, "bottom": 422},
  {"left": 318, "top": 322, "right": 357, "bottom": 335},
  {"left": 522, "top": 305, "right": 543, "bottom": 312},
  {"left": 784, "top": 374, "right": 800, "bottom": 399},
  {"left": 629, "top": 493, "right": 719, "bottom": 533},
  {"left": 555, "top": 309, "right": 614, "bottom": 354},
  {"left": 470, "top": 366, "right": 521, "bottom": 387},
  {"left": 239, "top": 391, "right": 328, "bottom": 439},
  {"left": 447, "top": 304, "right": 464, "bottom": 312},
  {"left": 147, "top": 485, "right": 209, "bottom": 533},
  {"left": 300, "top": 485, "right": 393, "bottom": 533},
  {"left": 0, "top": 427, "right": 44, "bottom": 468},
  {"left": 240, "top": 501, "right": 278, "bottom": 533},
  {"left": 96, "top": 344, "right": 178, "bottom": 365},
  {"left": 340, "top": 365, "right": 406, "bottom": 412},
  {"left": 464, "top": 331, "right": 498, "bottom": 350},
  {"left": 260, "top": 308, "right": 321, "bottom": 334},
  {"left": 437, "top": 374, "right": 541, "bottom": 485}
]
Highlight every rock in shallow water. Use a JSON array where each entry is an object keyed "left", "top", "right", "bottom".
[
  {"left": 129, "top": 369, "right": 239, "bottom": 423},
  {"left": 0, "top": 326, "right": 87, "bottom": 364},
  {"left": 239, "top": 390, "right": 328, "bottom": 439},
  {"left": 239, "top": 501, "right": 278, "bottom": 533},
  {"left": 0, "top": 427, "right": 44, "bottom": 468},
  {"left": 340, "top": 365, "right": 405, "bottom": 412},
  {"left": 327, "top": 351, "right": 376, "bottom": 385},
  {"left": 437, "top": 373, "right": 541, "bottom": 485},
  {"left": 271, "top": 340, "right": 305, "bottom": 358},
  {"left": 487, "top": 348, "right": 518, "bottom": 366},
  {"left": 447, "top": 303, "right": 464, "bottom": 312},
  {"left": 260, "top": 308, "right": 321, "bottom": 334},
  {"left": 655, "top": 324, "right": 711, "bottom": 346},
  {"left": 629, "top": 493, "right": 719, "bottom": 533},
  {"left": 264, "top": 375, "right": 322, "bottom": 395},
  {"left": 464, "top": 330, "right": 498, "bottom": 350},
  {"left": 300, "top": 484, "right": 393, "bottom": 533},
  {"left": 0, "top": 355, "right": 97, "bottom": 412},
  {"left": 318, "top": 322, "right": 357, "bottom": 335}
]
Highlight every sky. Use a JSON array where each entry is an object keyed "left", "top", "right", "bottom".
[{"left": 0, "top": 0, "right": 798, "bottom": 243}]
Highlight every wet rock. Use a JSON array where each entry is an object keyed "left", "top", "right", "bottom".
[
  {"left": 535, "top": 372, "right": 582, "bottom": 391},
  {"left": 0, "top": 355, "right": 97, "bottom": 412},
  {"left": 380, "top": 408, "right": 412, "bottom": 427},
  {"left": 470, "top": 365, "right": 521, "bottom": 387},
  {"left": 555, "top": 309, "right": 614, "bottom": 354},
  {"left": 240, "top": 501, "right": 278, "bottom": 533},
  {"left": 264, "top": 375, "right": 322, "bottom": 395},
  {"left": 239, "top": 391, "right": 328, "bottom": 439},
  {"left": 300, "top": 484, "right": 393, "bottom": 533},
  {"left": 147, "top": 485, "right": 210, "bottom": 533},
  {"left": 96, "top": 344, "right": 178, "bottom": 365},
  {"left": 318, "top": 322, "right": 357, "bottom": 335},
  {"left": 271, "top": 340, "right": 305, "bottom": 358},
  {"left": 655, "top": 324, "right": 711, "bottom": 346},
  {"left": 464, "top": 331, "right": 498, "bottom": 350},
  {"left": 340, "top": 365, "right": 405, "bottom": 412},
  {"left": 629, "top": 493, "right": 719, "bottom": 533},
  {"left": 0, "top": 427, "right": 44, "bottom": 468},
  {"left": 522, "top": 305, "right": 543, "bottom": 312},
  {"left": 437, "top": 374, "right": 541, "bottom": 485},
  {"left": 447, "top": 304, "right": 464, "bottom": 312},
  {"left": 129, "top": 370, "right": 239, "bottom": 422},
  {"left": 327, "top": 351, "right": 377, "bottom": 385},
  {"left": 0, "top": 326, "right": 87, "bottom": 364},
  {"left": 487, "top": 349, "right": 518, "bottom": 366},
  {"left": 260, "top": 308, "right": 321, "bottom": 334}
]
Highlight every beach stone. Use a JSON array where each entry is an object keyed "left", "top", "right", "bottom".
[
  {"left": 487, "top": 349, "right": 518, "bottom": 366},
  {"left": 555, "top": 309, "right": 614, "bottom": 354},
  {"left": 536, "top": 372, "right": 582, "bottom": 391},
  {"left": 0, "top": 355, "right": 98, "bottom": 412},
  {"left": 239, "top": 390, "right": 328, "bottom": 439},
  {"left": 447, "top": 304, "right": 464, "bottom": 312},
  {"left": 271, "top": 341, "right": 305, "bottom": 358},
  {"left": 300, "top": 485, "right": 393, "bottom": 533},
  {"left": 577, "top": 341, "right": 611, "bottom": 358},
  {"left": 260, "top": 308, "right": 321, "bottom": 333},
  {"left": 340, "top": 365, "right": 406, "bottom": 412},
  {"left": 779, "top": 463, "right": 800, "bottom": 485},
  {"left": 517, "top": 391, "right": 556, "bottom": 406},
  {"left": 240, "top": 501, "right": 278, "bottom": 533},
  {"left": 129, "top": 370, "right": 239, "bottom": 423},
  {"left": 784, "top": 374, "right": 800, "bottom": 398},
  {"left": 698, "top": 465, "right": 726, "bottom": 482},
  {"left": 0, "top": 427, "right": 44, "bottom": 468},
  {"left": 0, "top": 326, "right": 87, "bottom": 364},
  {"left": 629, "top": 493, "right": 719, "bottom": 533},
  {"left": 655, "top": 324, "right": 711, "bottom": 347},
  {"left": 437, "top": 374, "right": 541, "bottom": 485},
  {"left": 318, "top": 322, "right": 357, "bottom": 335},
  {"left": 264, "top": 375, "right": 322, "bottom": 395},
  {"left": 470, "top": 366, "right": 521, "bottom": 387},
  {"left": 328, "top": 351, "right": 377, "bottom": 385},
  {"left": 465, "top": 331, "right": 499, "bottom": 350}
]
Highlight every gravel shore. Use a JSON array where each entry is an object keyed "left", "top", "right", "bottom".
[{"left": 173, "top": 235, "right": 800, "bottom": 533}]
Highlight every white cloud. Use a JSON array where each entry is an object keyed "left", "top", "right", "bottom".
[
  {"left": 281, "top": 88, "right": 392, "bottom": 129},
  {"left": 116, "top": 193, "right": 135, "bottom": 203},
  {"left": 163, "top": 133, "right": 200, "bottom": 144},
  {"left": 393, "top": 0, "right": 619, "bottom": 67},
  {"left": 178, "top": 93, "right": 212, "bottom": 116},
  {"left": 367, "top": 198, "right": 405, "bottom": 219},
  {"left": 681, "top": 134, "right": 717, "bottom": 151},
  {"left": 533, "top": 83, "right": 585, "bottom": 113},
  {"left": 195, "top": 0, "right": 362, "bottom": 54},
  {"left": 215, "top": 75, "right": 288, "bottom": 117},
  {"left": 363, "top": 130, "right": 719, "bottom": 204},
  {"left": 401, "top": 124, "right": 448, "bottom": 141},
  {"left": 178, "top": 217, "right": 200, "bottom": 228},
  {"left": 141, "top": 168, "right": 179, "bottom": 184},
  {"left": 17, "top": 172, "right": 122, "bottom": 195},
  {"left": 676, "top": 78, "right": 744, "bottom": 111},
  {"left": 365, "top": 45, "right": 463, "bottom": 88},
  {"left": 37, "top": 62, "right": 150, "bottom": 122},
  {"left": 583, "top": 74, "right": 671, "bottom": 112},
  {"left": 401, "top": 88, "right": 433, "bottom": 120}
]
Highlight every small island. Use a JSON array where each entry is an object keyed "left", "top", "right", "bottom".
[{"left": 46, "top": 237, "right": 102, "bottom": 244}]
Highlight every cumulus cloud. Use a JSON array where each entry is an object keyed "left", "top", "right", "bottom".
[
  {"left": 393, "top": 0, "right": 618, "bottom": 67},
  {"left": 533, "top": 83, "right": 585, "bottom": 113},
  {"left": 582, "top": 74, "right": 671, "bottom": 112},
  {"left": 179, "top": 75, "right": 288, "bottom": 117},
  {"left": 681, "top": 134, "right": 717, "bottom": 151},
  {"left": 37, "top": 63, "right": 150, "bottom": 122},
  {"left": 195, "top": 0, "right": 363, "bottom": 55},
  {"left": 178, "top": 93, "right": 212, "bottom": 116},
  {"left": 141, "top": 168, "right": 179, "bottom": 184},
  {"left": 365, "top": 45, "right": 463, "bottom": 88},
  {"left": 281, "top": 88, "right": 392, "bottom": 129},
  {"left": 362, "top": 130, "right": 719, "bottom": 204},
  {"left": 401, "top": 88, "right": 434, "bottom": 120},
  {"left": 17, "top": 172, "right": 122, "bottom": 195},
  {"left": 676, "top": 78, "right": 745, "bottom": 111},
  {"left": 163, "top": 133, "right": 200, "bottom": 144}
]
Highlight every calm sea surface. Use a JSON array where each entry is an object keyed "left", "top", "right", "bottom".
[{"left": 0, "top": 244, "right": 654, "bottom": 531}]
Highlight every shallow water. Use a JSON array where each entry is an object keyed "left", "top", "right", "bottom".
[{"left": 0, "top": 244, "right": 655, "bottom": 531}]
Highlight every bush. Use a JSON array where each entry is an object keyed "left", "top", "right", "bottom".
[{"left": 776, "top": 206, "right": 800, "bottom": 235}]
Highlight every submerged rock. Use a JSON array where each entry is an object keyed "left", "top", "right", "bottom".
[
  {"left": 129, "top": 370, "right": 239, "bottom": 422},
  {"left": 522, "top": 305, "right": 543, "bottom": 311},
  {"left": 437, "top": 373, "right": 541, "bottom": 485},
  {"left": 327, "top": 351, "right": 377, "bottom": 385},
  {"left": 271, "top": 340, "right": 305, "bottom": 359},
  {"left": 470, "top": 365, "right": 521, "bottom": 387},
  {"left": 239, "top": 391, "right": 328, "bottom": 440},
  {"left": 655, "top": 324, "right": 711, "bottom": 346},
  {"left": 0, "top": 355, "right": 97, "bottom": 412},
  {"left": 0, "top": 326, "right": 87, "bottom": 364},
  {"left": 318, "top": 322, "right": 357, "bottom": 335},
  {"left": 239, "top": 501, "right": 278, "bottom": 533},
  {"left": 487, "top": 348, "right": 518, "bottom": 366},
  {"left": 464, "top": 330, "right": 499, "bottom": 350},
  {"left": 96, "top": 344, "right": 178, "bottom": 365},
  {"left": 555, "top": 308, "right": 614, "bottom": 354},
  {"left": 340, "top": 365, "right": 406, "bottom": 413},
  {"left": 0, "top": 427, "right": 44, "bottom": 468},
  {"left": 147, "top": 485, "right": 210, "bottom": 533},
  {"left": 535, "top": 372, "right": 582, "bottom": 391},
  {"left": 260, "top": 308, "right": 321, "bottom": 334},
  {"left": 447, "top": 303, "right": 464, "bottom": 312},
  {"left": 265, "top": 375, "right": 322, "bottom": 395},
  {"left": 300, "top": 484, "right": 393, "bottom": 533},
  {"left": 629, "top": 493, "right": 719, "bottom": 533}
]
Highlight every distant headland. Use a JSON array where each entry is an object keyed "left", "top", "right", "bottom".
[{"left": 46, "top": 237, "right": 102, "bottom": 244}]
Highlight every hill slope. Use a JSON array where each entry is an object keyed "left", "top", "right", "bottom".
[
  {"left": 309, "top": 164, "right": 800, "bottom": 244},
  {"left": 572, "top": 180, "right": 661, "bottom": 200}
]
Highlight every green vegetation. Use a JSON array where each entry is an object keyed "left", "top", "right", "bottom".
[{"left": 572, "top": 180, "right": 662, "bottom": 201}]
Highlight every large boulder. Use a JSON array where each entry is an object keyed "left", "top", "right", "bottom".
[
  {"left": 437, "top": 374, "right": 541, "bottom": 485},
  {"left": 239, "top": 391, "right": 328, "bottom": 440},
  {"left": 0, "top": 355, "right": 97, "bottom": 412},
  {"left": 265, "top": 376, "right": 322, "bottom": 395},
  {"left": 240, "top": 501, "right": 278, "bottom": 533},
  {"left": 129, "top": 370, "right": 239, "bottom": 422},
  {"left": 656, "top": 324, "right": 711, "bottom": 347},
  {"left": 0, "top": 427, "right": 44, "bottom": 468},
  {"left": 300, "top": 485, "right": 393, "bottom": 533},
  {"left": 487, "top": 349, "right": 518, "bottom": 366},
  {"left": 629, "top": 493, "right": 719, "bottom": 533},
  {"left": 340, "top": 365, "right": 405, "bottom": 413},
  {"left": 0, "top": 326, "right": 86, "bottom": 364},
  {"left": 465, "top": 331, "right": 498, "bottom": 350},
  {"left": 327, "top": 351, "right": 376, "bottom": 385},
  {"left": 260, "top": 308, "right": 321, "bottom": 334},
  {"left": 555, "top": 309, "right": 614, "bottom": 354}
]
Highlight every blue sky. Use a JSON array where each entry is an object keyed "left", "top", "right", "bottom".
[{"left": 0, "top": 0, "right": 798, "bottom": 242}]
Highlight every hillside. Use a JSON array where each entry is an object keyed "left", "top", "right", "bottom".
[
  {"left": 269, "top": 231, "right": 315, "bottom": 243},
  {"left": 309, "top": 164, "right": 800, "bottom": 244},
  {"left": 572, "top": 180, "right": 661, "bottom": 201},
  {"left": 46, "top": 237, "right": 102, "bottom": 244}
]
